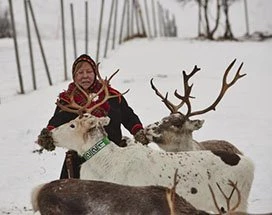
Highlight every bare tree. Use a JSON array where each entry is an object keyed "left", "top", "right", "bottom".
[
  {"left": 0, "top": 7, "right": 12, "bottom": 38},
  {"left": 177, "top": 0, "right": 241, "bottom": 40},
  {"left": 202, "top": 0, "right": 221, "bottom": 39}
]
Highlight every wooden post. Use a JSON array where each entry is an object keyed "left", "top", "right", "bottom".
[
  {"left": 144, "top": 0, "right": 151, "bottom": 37},
  {"left": 157, "top": 2, "right": 162, "bottom": 37},
  {"left": 8, "top": 0, "right": 24, "bottom": 94},
  {"left": 112, "top": 0, "right": 118, "bottom": 50},
  {"left": 165, "top": 9, "right": 170, "bottom": 37},
  {"left": 133, "top": 0, "right": 140, "bottom": 35},
  {"left": 130, "top": 0, "right": 135, "bottom": 35},
  {"left": 197, "top": 0, "right": 202, "bottom": 37},
  {"left": 135, "top": 0, "right": 147, "bottom": 37},
  {"left": 119, "top": 0, "right": 127, "bottom": 44},
  {"left": 85, "top": 1, "right": 88, "bottom": 54},
  {"left": 104, "top": 0, "right": 115, "bottom": 58},
  {"left": 96, "top": 0, "right": 105, "bottom": 62},
  {"left": 24, "top": 0, "right": 36, "bottom": 90},
  {"left": 28, "top": 0, "right": 52, "bottom": 85},
  {"left": 60, "top": 0, "right": 67, "bottom": 81},
  {"left": 70, "top": 3, "right": 77, "bottom": 59},
  {"left": 126, "top": 0, "right": 130, "bottom": 39},
  {"left": 244, "top": 0, "right": 250, "bottom": 36},
  {"left": 151, "top": 0, "right": 157, "bottom": 37}
]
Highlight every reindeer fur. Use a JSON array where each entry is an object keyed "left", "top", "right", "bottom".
[{"left": 32, "top": 178, "right": 209, "bottom": 215}]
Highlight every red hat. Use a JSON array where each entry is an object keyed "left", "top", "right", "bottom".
[{"left": 72, "top": 54, "right": 96, "bottom": 78}]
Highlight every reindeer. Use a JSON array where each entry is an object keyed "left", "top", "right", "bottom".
[
  {"left": 32, "top": 169, "right": 253, "bottom": 215},
  {"left": 31, "top": 170, "right": 210, "bottom": 215},
  {"left": 46, "top": 112, "right": 254, "bottom": 213},
  {"left": 144, "top": 59, "right": 244, "bottom": 154},
  {"left": 39, "top": 68, "right": 254, "bottom": 213},
  {"left": 32, "top": 171, "right": 271, "bottom": 214}
]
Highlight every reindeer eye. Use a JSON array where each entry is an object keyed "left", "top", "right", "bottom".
[
  {"left": 170, "top": 118, "right": 184, "bottom": 127},
  {"left": 70, "top": 124, "right": 75, "bottom": 128}
]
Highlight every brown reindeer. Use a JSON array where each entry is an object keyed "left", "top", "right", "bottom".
[
  {"left": 32, "top": 170, "right": 264, "bottom": 215},
  {"left": 31, "top": 170, "right": 209, "bottom": 215},
  {"left": 144, "top": 59, "right": 244, "bottom": 154}
]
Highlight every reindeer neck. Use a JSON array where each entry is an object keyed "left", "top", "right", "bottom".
[
  {"left": 79, "top": 139, "right": 123, "bottom": 180},
  {"left": 79, "top": 126, "right": 111, "bottom": 157},
  {"left": 175, "top": 131, "right": 196, "bottom": 151},
  {"left": 81, "top": 137, "right": 111, "bottom": 161}
]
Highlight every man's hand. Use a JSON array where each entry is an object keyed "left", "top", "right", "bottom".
[
  {"left": 37, "top": 128, "right": 56, "bottom": 151},
  {"left": 134, "top": 129, "right": 149, "bottom": 145}
]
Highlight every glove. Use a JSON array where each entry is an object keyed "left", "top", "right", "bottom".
[
  {"left": 37, "top": 128, "right": 55, "bottom": 151},
  {"left": 134, "top": 129, "right": 149, "bottom": 145}
]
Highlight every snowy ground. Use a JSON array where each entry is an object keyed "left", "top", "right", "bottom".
[
  {"left": 0, "top": 0, "right": 272, "bottom": 214},
  {"left": 0, "top": 37, "right": 272, "bottom": 214}
]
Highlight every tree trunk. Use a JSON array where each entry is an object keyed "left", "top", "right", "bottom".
[{"left": 222, "top": 0, "right": 235, "bottom": 39}]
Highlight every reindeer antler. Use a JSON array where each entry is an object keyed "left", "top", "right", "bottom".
[
  {"left": 208, "top": 180, "right": 241, "bottom": 214},
  {"left": 185, "top": 59, "right": 246, "bottom": 118},
  {"left": 56, "top": 64, "right": 129, "bottom": 116},
  {"left": 173, "top": 65, "right": 200, "bottom": 116},
  {"left": 150, "top": 78, "right": 186, "bottom": 114},
  {"left": 151, "top": 59, "right": 246, "bottom": 118},
  {"left": 166, "top": 169, "right": 179, "bottom": 215}
]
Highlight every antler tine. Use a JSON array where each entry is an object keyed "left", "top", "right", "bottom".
[
  {"left": 227, "top": 180, "right": 241, "bottom": 212},
  {"left": 188, "top": 59, "right": 246, "bottom": 118},
  {"left": 215, "top": 180, "right": 241, "bottom": 212},
  {"left": 95, "top": 62, "right": 103, "bottom": 80},
  {"left": 106, "top": 69, "right": 120, "bottom": 84},
  {"left": 209, "top": 181, "right": 241, "bottom": 215},
  {"left": 95, "top": 63, "right": 119, "bottom": 85},
  {"left": 166, "top": 169, "right": 180, "bottom": 215},
  {"left": 183, "top": 65, "right": 201, "bottom": 82},
  {"left": 208, "top": 183, "right": 223, "bottom": 214},
  {"left": 223, "top": 59, "right": 246, "bottom": 89},
  {"left": 174, "top": 65, "right": 200, "bottom": 117},
  {"left": 150, "top": 78, "right": 184, "bottom": 114}
]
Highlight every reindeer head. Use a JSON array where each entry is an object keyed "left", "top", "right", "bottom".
[
  {"left": 51, "top": 113, "right": 110, "bottom": 154},
  {"left": 145, "top": 59, "right": 245, "bottom": 152},
  {"left": 145, "top": 113, "right": 204, "bottom": 151}
]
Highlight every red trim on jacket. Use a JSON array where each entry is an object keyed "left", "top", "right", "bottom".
[
  {"left": 47, "top": 125, "right": 55, "bottom": 131},
  {"left": 131, "top": 124, "right": 143, "bottom": 135}
]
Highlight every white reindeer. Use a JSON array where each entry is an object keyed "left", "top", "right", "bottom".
[
  {"left": 144, "top": 59, "right": 244, "bottom": 154},
  {"left": 49, "top": 112, "right": 254, "bottom": 213}
]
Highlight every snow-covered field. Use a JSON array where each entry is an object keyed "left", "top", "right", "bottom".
[{"left": 0, "top": 0, "right": 271, "bottom": 214}]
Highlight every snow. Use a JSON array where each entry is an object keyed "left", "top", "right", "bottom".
[{"left": 0, "top": 0, "right": 272, "bottom": 214}]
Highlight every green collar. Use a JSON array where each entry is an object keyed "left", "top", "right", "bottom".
[{"left": 82, "top": 137, "right": 110, "bottom": 161}]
